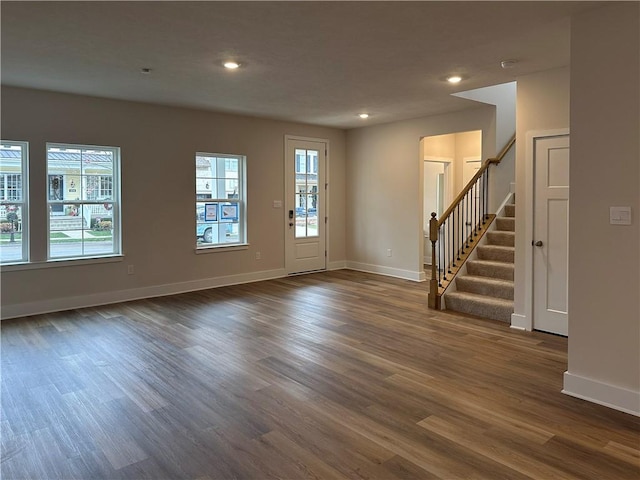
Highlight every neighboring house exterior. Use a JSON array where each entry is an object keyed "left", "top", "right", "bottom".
[{"left": 0, "top": 3, "right": 637, "bottom": 416}]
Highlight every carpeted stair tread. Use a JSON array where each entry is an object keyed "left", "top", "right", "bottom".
[
  {"left": 456, "top": 275, "right": 514, "bottom": 300},
  {"left": 445, "top": 291, "right": 513, "bottom": 322},
  {"left": 496, "top": 217, "right": 515, "bottom": 232},
  {"left": 477, "top": 244, "right": 515, "bottom": 263},
  {"left": 487, "top": 230, "right": 515, "bottom": 247},
  {"left": 466, "top": 259, "right": 514, "bottom": 280}
]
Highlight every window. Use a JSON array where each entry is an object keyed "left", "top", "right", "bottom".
[
  {"left": 47, "top": 143, "right": 121, "bottom": 259},
  {"left": 294, "top": 148, "right": 319, "bottom": 238},
  {"left": 295, "top": 151, "right": 318, "bottom": 174},
  {"left": 0, "top": 141, "right": 28, "bottom": 264},
  {"left": 196, "top": 153, "right": 246, "bottom": 247},
  {"left": 85, "top": 175, "right": 113, "bottom": 200}
]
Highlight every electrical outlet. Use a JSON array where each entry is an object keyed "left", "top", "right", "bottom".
[
  {"left": 127, "top": 264, "right": 135, "bottom": 275},
  {"left": 387, "top": 249, "right": 392, "bottom": 257},
  {"left": 255, "top": 252, "right": 261, "bottom": 260}
]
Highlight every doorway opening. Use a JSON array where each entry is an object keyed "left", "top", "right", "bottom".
[{"left": 421, "top": 130, "right": 482, "bottom": 272}]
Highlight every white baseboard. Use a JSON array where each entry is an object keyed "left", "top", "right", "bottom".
[
  {"left": 346, "top": 261, "right": 426, "bottom": 282},
  {"left": 327, "top": 260, "right": 347, "bottom": 271},
  {"left": 563, "top": 371, "right": 640, "bottom": 417},
  {"left": 1, "top": 268, "right": 287, "bottom": 320},
  {"left": 510, "top": 313, "right": 530, "bottom": 331}
]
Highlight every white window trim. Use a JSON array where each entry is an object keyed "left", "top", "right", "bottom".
[
  {"left": 0, "top": 140, "right": 29, "bottom": 265},
  {"left": 195, "top": 152, "right": 247, "bottom": 249},
  {"left": 1, "top": 254, "right": 124, "bottom": 271},
  {"left": 46, "top": 142, "right": 122, "bottom": 261},
  {"left": 194, "top": 243, "right": 250, "bottom": 254}
]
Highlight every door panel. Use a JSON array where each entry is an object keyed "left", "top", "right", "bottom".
[
  {"left": 285, "top": 138, "right": 326, "bottom": 274},
  {"left": 533, "top": 135, "right": 569, "bottom": 336}
]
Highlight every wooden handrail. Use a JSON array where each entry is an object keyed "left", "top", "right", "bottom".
[
  {"left": 436, "top": 134, "right": 515, "bottom": 228},
  {"left": 488, "top": 135, "right": 516, "bottom": 164}
]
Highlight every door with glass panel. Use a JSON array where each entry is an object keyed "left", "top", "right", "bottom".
[{"left": 285, "top": 137, "right": 326, "bottom": 274}]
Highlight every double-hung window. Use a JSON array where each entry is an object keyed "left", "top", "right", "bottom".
[
  {"left": 47, "top": 143, "right": 121, "bottom": 259},
  {"left": 0, "top": 141, "right": 28, "bottom": 264},
  {"left": 195, "top": 153, "right": 246, "bottom": 248}
]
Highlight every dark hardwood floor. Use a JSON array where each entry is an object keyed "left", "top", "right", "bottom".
[{"left": 2, "top": 270, "right": 639, "bottom": 479}]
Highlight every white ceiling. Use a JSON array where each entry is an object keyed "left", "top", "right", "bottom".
[{"left": 1, "top": 1, "right": 603, "bottom": 129}]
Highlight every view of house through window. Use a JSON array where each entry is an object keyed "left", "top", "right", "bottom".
[
  {"left": 294, "top": 148, "right": 319, "bottom": 238},
  {"left": 196, "top": 153, "right": 246, "bottom": 247},
  {"left": 47, "top": 144, "right": 121, "bottom": 259},
  {"left": 0, "top": 141, "right": 28, "bottom": 264}
]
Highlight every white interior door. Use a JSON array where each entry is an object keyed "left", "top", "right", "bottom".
[
  {"left": 463, "top": 157, "right": 482, "bottom": 186},
  {"left": 285, "top": 137, "right": 326, "bottom": 274},
  {"left": 533, "top": 135, "right": 569, "bottom": 335},
  {"left": 424, "top": 160, "right": 451, "bottom": 265}
]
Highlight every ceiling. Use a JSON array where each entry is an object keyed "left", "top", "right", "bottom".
[{"left": 1, "top": 1, "right": 603, "bottom": 129}]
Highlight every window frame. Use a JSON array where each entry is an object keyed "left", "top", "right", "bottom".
[
  {"left": 0, "top": 140, "right": 29, "bottom": 264},
  {"left": 195, "top": 152, "right": 247, "bottom": 250},
  {"left": 46, "top": 142, "right": 121, "bottom": 261}
]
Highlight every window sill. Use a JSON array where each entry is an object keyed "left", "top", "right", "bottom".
[
  {"left": 195, "top": 243, "right": 250, "bottom": 254},
  {"left": 1, "top": 254, "right": 124, "bottom": 272}
]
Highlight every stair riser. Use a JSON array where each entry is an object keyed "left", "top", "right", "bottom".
[
  {"left": 456, "top": 278, "right": 514, "bottom": 300},
  {"left": 467, "top": 262, "right": 514, "bottom": 281},
  {"left": 487, "top": 231, "right": 515, "bottom": 247},
  {"left": 496, "top": 217, "right": 515, "bottom": 232},
  {"left": 445, "top": 295, "right": 513, "bottom": 323},
  {"left": 477, "top": 246, "right": 514, "bottom": 263},
  {"left": 504, "top": 204, "right": 515, "bottom": 217}
]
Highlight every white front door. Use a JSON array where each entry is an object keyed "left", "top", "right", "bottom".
[
  {"left": 533, "top": 135, "right": 569, "bottom": 335},
  {"left": 285, "top": 137, "right": 327, "bottom": 274}
]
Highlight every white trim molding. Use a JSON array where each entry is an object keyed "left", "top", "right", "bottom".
[
  {"left": 346, "top": 261, "right": 426, "bottom": 282},
  {"left": 510, "top": 313, "right": 527, "bottom": 330},
  {"left": 563, "top": 371, "right": 640, "bottom": 417},
  {"left": 328, "top": 260, "right": 347, "bottom": 270},
  {"left": 1, "top": 268, "right": 287, "bottom": 320}
]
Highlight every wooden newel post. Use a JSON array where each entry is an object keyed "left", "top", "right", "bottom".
[{"left": 428, "top": 212, "right": 440, "bottom": 309}]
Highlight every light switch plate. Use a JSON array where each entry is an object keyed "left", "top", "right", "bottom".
[
  {"left": 273, "top": 200, "right": 282, "bottom": 208},
  {"left": 610, "top": 206, "right": 632, "bottom": 225}
]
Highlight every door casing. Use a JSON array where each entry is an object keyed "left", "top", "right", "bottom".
[{"left": 532, "top": 135, "right": 569, "bottom": 335}]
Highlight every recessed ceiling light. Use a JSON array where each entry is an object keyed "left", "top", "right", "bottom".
[
  {"left": 501, "top": 59, "right": 518, "bottom": 69},
  {"left": 140, "top": 67, "right": 152, "bottom": 74},
  {"left": 447, "top": 75, "right": 462, "bottom": 84},
  {"left": 358, "top": 113, "right": 370, "bottom": 119},
  {"left": 223, "top": 61, "right": 240, "bottom": 70}
]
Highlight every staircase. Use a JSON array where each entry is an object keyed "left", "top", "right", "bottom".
[{"left": 444, "top": 202, "right": 515, "bottom": 322}]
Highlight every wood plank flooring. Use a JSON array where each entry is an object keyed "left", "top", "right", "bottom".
[{"left": 2, "top": 270, "right": 639, "bottom": 479}]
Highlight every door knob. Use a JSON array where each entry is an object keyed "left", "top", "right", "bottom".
[{"left": 534, "top": 240, "right": 543, "bottom": 247}]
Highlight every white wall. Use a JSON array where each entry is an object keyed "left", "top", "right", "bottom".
[
  {"left": 423, "top": 130, "right": 482, "bottom": 201},
  {"left": 564, "top": 3, "right": 640, "bottom": 415},
  {"left": 346, "top": 106, "right": 495, "bottom": 280},
  {"left": 0, "top": 87, "right": 346, "bottom": 318},
  {"left": 454, "top": 82, "right": 517, "bottom": 211}
]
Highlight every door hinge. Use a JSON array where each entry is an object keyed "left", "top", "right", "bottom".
[
  {"left": 325, "top": 250, "right": 327, "bottom": 257},
  {"left": 325, "top": 183, "right": 328, "bottom": 190},
  {"left": 325, "top": 216, "right": 328, "bottom": 224}
]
